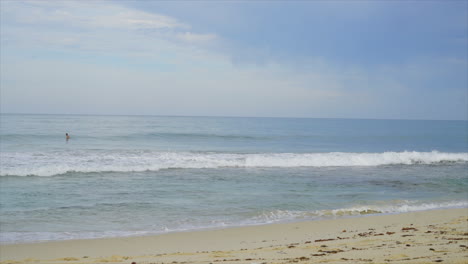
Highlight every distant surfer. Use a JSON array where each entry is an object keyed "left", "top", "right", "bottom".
[{"left": 66, "top": 133, "right": 70, "bottom": 141}]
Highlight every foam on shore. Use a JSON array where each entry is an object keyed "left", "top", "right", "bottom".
[{"left": 1, "top": 208, "right": 467, "bottom": 264}]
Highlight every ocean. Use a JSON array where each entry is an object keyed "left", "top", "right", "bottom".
[{"left": 0, "top": 114, "right": 467, "bottom": 244}]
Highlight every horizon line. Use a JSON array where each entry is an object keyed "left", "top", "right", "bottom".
[{"left": 1, "top": 112, "right": 467, "bottom": 122}]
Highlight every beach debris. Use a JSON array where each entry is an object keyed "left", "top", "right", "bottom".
[
  {"left": 430, "top": 248, "right": 435, "bottom": 251},
  {"left": 402, "top": 227, "right": 418, "bottom": 231},
  {"left": 304, "top": 241, "right": 311, "bottom": 244},
  {"left": 58, "top": 257, "right": 79, "bottom": 261},
  {"left": 318, "top": 249, "right": 344, "bottom": 254},
  {"left": 351, "top": 247, "right": 364, "bottom": 250},
  {"left": 358, "top": 232, "right": 373, "bottom": 237},
  {"left": 314, "top": 238, "right": 335, "bottom": 242},
  {"left": 386, "top": 232, "right": 395, "bottom": 235},
  {"left": 311, "top": 253, "right": 326, "bottom": 256},
  {"left": 356, "top": 258, "right": 373, "bottom": 262}
]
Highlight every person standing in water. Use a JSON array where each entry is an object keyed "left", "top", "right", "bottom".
[{"left": 66, "top": 133, "right": 70, "bottom": 141}]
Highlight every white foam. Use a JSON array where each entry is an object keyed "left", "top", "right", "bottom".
[
  {"left": 0, "top": 230, "right": 156, "bottom": 245},
  {"left": 1, "top": 150, "right": 467, "bottom": 176},
  {"left": 1, "top": 200, "right": 466, "bottom": 244},
  {"left": 325, "top": 200, "right": 468, "bottom": 215},
  {"left": 248, "top": 200, "right": 468, "bottom": 223}
]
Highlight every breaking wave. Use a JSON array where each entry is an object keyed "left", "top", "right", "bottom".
[
  {"left": 1, "top": 150, "right": 467, "bottom": 176},
  {"left": 1, "top": 200, "right": 465, "bottom": 244},
  {"left": 249, "top": 200, "right": 468, "bottom": 223}
]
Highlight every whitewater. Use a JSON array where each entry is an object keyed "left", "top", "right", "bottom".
[
  {"left": 1, "top": 150, "right": 467, "bottom": 177},
  {"left": 1, "top": 114, "right": 467, "bottom": 244}
]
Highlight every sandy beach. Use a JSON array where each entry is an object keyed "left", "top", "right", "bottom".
[{"left": 1, "top": 208, "right": 467, "bottom": 264}]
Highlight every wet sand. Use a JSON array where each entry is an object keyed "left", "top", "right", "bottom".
[{"left": 1, "top": 208, "right": 467, "bottom": 264}]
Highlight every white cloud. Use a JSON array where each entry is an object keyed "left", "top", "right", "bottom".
[
  {"left": 1, "top": 1, "right": 466, "bottom": 120},
  {"left": 86, "top": 8, "right": 188, "bottom": 30},
  {"left": 176, "top": 32, "right": 218, "bottom": 43},
  {"left": 0, "top": 0, "right": 213, "bottom": 54},
  {"left": 4, "top": 1, "right": 185, "bottom": 30}
]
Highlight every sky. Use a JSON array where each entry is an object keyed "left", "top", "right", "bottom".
[{"left": 0, "top": 0, "right": 467, "bottom": 120}]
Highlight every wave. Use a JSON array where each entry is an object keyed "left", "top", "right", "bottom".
[
  {"left": 249, "top": 200, "right": 468, "bottom": 223},
  {"left": 1, "top": 200, "right": 465, "bottom": 244},
  {"left": 1, "top": 150, "right": 467, "bottom": 176}
]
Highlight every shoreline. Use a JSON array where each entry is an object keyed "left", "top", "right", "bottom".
[
  {"left": 1, "top": 208, "right": 467, "bottom": 264},
  {"left": 2, "top": 206, "right": 466, "bottom": 246}
]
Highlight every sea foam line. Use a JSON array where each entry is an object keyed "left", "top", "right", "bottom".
[
  {"left": 1, "top": 150, "right": 467, "bottom": 176},
  {"left": 250, "top": 200, "right": 468, "bottom": 224},
  {"left": 1, "top": 200, "right": 466, "bottom": 244}
]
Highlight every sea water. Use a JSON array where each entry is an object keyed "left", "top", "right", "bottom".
[{"left": 0, "top": 114, "right": 467, "bottom": 244}]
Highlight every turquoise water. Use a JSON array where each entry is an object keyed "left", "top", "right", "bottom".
[{"left": 0, "top": 114, "right": 467, "bottom": 244}]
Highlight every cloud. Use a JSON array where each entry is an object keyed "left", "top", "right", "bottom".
[
  {"left": 4, "top": 0, "right": 186, "bottom": 30},
  {"left": 176, "top": 32, "right": 217, "bottom": 43},
  {"left": 0, "top": 0, "right": 216, "bottom": 55},
  {"left": 1, "top": 1, "right": 466, "bottom": 120}
]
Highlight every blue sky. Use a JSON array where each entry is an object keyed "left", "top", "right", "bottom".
[{"left": 1, "top": 0, "right": 467, "bottom": 120}]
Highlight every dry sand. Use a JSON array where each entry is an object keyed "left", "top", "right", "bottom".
[{"left": 1, "top": 208, "right": 467, "bottom": 264}]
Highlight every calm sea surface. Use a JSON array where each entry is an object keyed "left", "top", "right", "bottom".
[{"left": 0, "top": 114, "right": 467, "bottom": 244}]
